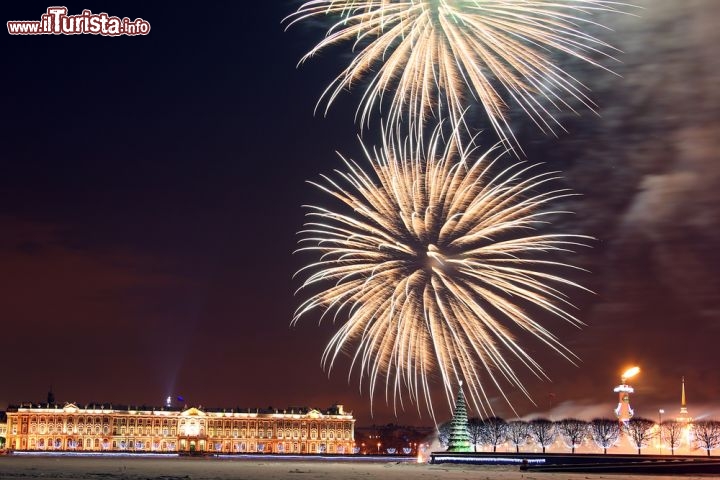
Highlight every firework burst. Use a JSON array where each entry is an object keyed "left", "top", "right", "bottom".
[
  {"left": 287, "top": 0, "right": 627, "bottom": 152},
  {"left": 294, "top": 128, "right": 591, "bottom": 418}
]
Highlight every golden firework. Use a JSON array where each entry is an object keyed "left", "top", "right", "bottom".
[
  {"left": 287, "top": 0, "right": 627, "bottom": 153},
  {"left": 294, "top": 128, "right": 591, "bottom": 418}
]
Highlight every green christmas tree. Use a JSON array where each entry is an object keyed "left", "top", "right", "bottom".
[{"left": 447, "top": 381, "right": 471, "bottom": 452}]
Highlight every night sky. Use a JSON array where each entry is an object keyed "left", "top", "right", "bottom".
[{"left": 2, "top": 1, "right": 719, "bottom": 426}]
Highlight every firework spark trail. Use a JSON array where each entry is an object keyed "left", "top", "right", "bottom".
[
  {"left": 286, "top": 0, "right": 629, "bottom": 153},
  {"left": 294, "top": 128, "right": 592, "bottom": 419}
]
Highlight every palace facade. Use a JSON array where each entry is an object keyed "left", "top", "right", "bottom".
[{"left": 4, "top": 402, "right": 354, "bottom": 454}]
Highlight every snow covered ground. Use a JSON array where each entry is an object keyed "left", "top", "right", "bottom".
[{"left": 0, "top": 455, "right": 713, "bottom": 480}]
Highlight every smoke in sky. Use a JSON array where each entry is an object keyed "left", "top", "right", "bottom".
[{"left": 486, "top": 0, "right": 720, "bottom": 418}]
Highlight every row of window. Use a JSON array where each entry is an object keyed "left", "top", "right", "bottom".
[
  {"left": 19, "top": 416, "right": 351, "bottom": 431},
  {"left": 29, "top": 424, "right": 110, "bottom": 435},
  {"left": 24, "top": 424, "right": 350, "bottom": 438},
  {"left": 22, "top": 438, "right": 349, "bottom": 453},
  {"left": 22, "top": 426, "right": 352, "bottom": 440},
  {"left": 207, "top": 428, "right": 351, "bottom": 440},
  {"left": 24, "top": 416, "right": 111, "bottom": 424}
]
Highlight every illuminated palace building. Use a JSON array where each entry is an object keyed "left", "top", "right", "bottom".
[{"left": 4, "top": 399, "right": 355, "bottom": 454}]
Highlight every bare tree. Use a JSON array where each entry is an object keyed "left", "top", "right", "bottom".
[
  {"left": 625, "top": 418, "right": 657, "bottom": 454},
  {"left": 529, "top": 419, "right": 556, "bottom": 453},
  {"left": 507, "top": 420, "right": 530, "bottom": 453},
  {"left": 692, "top": 420, "right": 720, "bottom": 456},
  {"left": 661, "top": 420, "right": 686, "bottom": 455},
  {"left": 437, "top": 421, "right": 452, "bottom": 449},
  {"left": 467, "top": 418, "right": 483, "bottom": 452},
  {"left": 589, "top": 418, "right": 621, "bottom": 454},
  {"left": 480, "top": 417, "right": 508, "bottom": 453},
  {"left": 555, "top": 419, "right": 589, "bottom": 454}
]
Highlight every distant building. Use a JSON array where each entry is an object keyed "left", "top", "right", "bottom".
[
  {"left": 676, "top": 377, "right": 692, "bottom": 423},
  {"left": 0, "top": 411, "right": 7, "bottom": 447},
  {"left": 5, "top": 401, "right": 354, "bottom": 454}
]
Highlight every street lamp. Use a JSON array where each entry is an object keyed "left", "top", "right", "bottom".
[{"left": 377, "top": 442, "right": 381, "bottom": 454}]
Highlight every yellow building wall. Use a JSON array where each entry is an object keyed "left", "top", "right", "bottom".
[{"left": 5, "top": 404, "right": 355, "bottom": 454}]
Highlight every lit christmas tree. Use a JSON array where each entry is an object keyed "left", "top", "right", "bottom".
[{"left": 447, "top": 381, "right": 471, "bottom": 452}]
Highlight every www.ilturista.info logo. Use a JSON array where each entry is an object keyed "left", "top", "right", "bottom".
[{"left": 7, "top": 7, "right": 150, "bottom": 36}]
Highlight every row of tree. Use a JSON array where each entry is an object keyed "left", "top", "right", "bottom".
[{"left": 438, "top": 417, "right": 720, "bottom": 456}]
